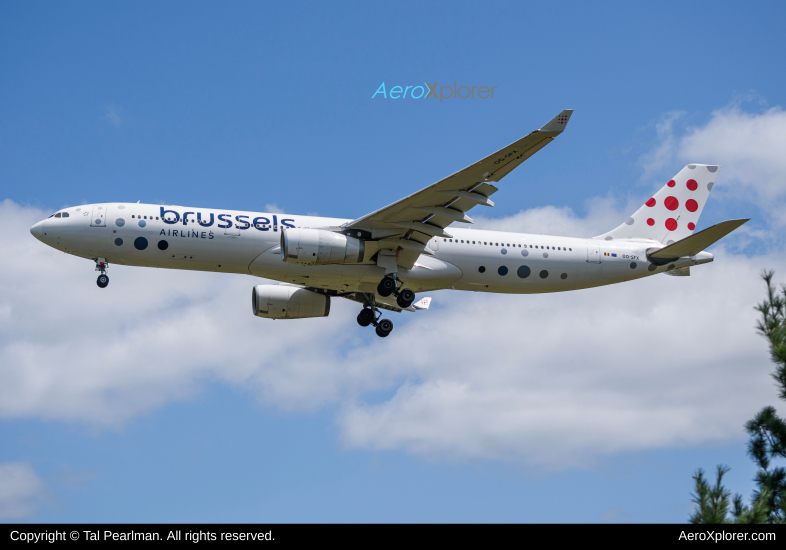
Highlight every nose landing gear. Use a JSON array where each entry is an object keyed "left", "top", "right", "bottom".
[
  {"left": 376, "top": 275, "right": 416, "bottom": 309},
  {"left": 94, "top": 257, "right": 109, "bottom": 288}
]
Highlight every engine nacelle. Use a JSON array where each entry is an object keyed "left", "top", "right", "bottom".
[
  {"left": 280, "top": 228, "right": 365, "bottom": 265},
  {"left": 251, "top": 285, "right": 330, "bottom": 319}
]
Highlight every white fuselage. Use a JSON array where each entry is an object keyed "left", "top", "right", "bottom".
[{"left": 30, "top": 202, "right": 712, "bottom": 295}]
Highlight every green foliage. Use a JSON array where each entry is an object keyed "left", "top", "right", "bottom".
[
  {"left": 690, "top": 271, "right": 786, "bottom": 524},
  {"left": 690, "top": 466, "right": 732, "bottom": 524}
]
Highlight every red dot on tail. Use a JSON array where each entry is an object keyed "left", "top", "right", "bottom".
[
  {"left": 667, "top": 180, "right": 676, "bottom": 187},
  {"left": 687, "top": 179, "right": 698, "bottom": 191},
  {"left": 665, "top": 218, "right": 678, "bottom": 231},
  {"left": 664, "top": 196, "right": 679, "bottom": 210},
  {"left": 686, "top": 199, "right": 698, "bottom": 212},
  {"left": 647, "top": 218, "right": 655, "bottom": 226},
  {"left": 688, "top": 222, "right": 696, "bottom": 230},
  {"left": 645, "top": 198, "right": 656, "bottom": 207}
]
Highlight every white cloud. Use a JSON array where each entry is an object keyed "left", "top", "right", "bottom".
[
  {"left": 103, "top": 106, "right": 122, "bottom": 127},
  {"left": 3, "top": 102, "right": 786, "bottom": 469},
  {"left": 2, "top": 199, "right": 781, "bottom": 470},
  {"left": 598, "top": 507, "right": 631, "bottom": 523},
  {"left": 264, "top": 203, "right": 285, "bottom": 214},
  {"left": 638, "top": 110, "right": 685, "bottom": 181},
  {"left": 473, "top": 196, "right": 635, "bottom": 238},
  {"left": 680, "top": 105, "right": 786, "bottom": 203},
  {"left": 337, "top": 245, "right": 781, "bottom": 467},
  {"left": 637, "top": 103, "right": 786, "bottom": 226},
  {"left": 0, "top": 462, "right": 45, "bottom": 519}
]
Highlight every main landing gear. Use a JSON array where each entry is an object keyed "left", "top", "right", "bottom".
[
  {"left": 357, "top": 308, "right": 394, "bottom": 338},
  {"left": 356, "top": 276, "right": 416, "bottom": 338},
  {"left": 95, "top": 258, "right": 109, "bottom": 288},
  {"left": 356, "top": 294, "right": 394, "bottom": 338},
  {"left": 376, "top": 275, "right": 416, "bottom": 309}
]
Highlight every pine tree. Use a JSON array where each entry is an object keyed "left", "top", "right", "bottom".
[
  {"left": 746, "top": 271, "right": 786, "bottom": 522},
  {"left": 690, "top": 271, "right": 786, "bottom": 523}
]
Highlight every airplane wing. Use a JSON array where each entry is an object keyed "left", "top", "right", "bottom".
[{"left": 344, "top": 110, "right": 573, "bottom": 269}]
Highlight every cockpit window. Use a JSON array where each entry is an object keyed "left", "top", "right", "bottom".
[
  {"left": 62, "top": 212, "right": 70, "bottom": 218},
  {"left": 54, "top": 213, "right": 61, "bottom": 218}
]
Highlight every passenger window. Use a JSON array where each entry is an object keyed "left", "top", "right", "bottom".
[{"left": 54, "top": 213, "right": 61, "bottom": 218}]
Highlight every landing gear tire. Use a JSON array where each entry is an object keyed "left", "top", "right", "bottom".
[
  {"left": 377, "top": 276, "right": 397, "bottom": 297},
  {"left": 375, "top": 318, "right": 393, "bottom": 337},
  {"left": 97, "top": 274, "right": 109, "bottom": 288},
  {"left": 396, "top": 288, "right": 415, "bottom": 309},
  {"left": 357, "top": 308, "right": 375, "bottom": 327}
]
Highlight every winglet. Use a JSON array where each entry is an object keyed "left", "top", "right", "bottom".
[
  {"left": 539, "top": 109, "right": 573, "bottom": 133},
  {"left": 412, "top": 297, "right": 432, "bottom": 310}
]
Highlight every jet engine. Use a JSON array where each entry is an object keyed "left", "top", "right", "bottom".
[
  {"left": 280, "top": 228, "right": 365, "bottom": 265},
  {"left": 251, "top": 285, "right": 330, "bottom": 319}
]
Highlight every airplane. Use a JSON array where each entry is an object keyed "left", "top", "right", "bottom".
[{"left": 29, "top": 110, "right": 748, "bottom": 337}]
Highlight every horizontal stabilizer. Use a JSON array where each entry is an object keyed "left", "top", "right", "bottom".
[
  {"left": 339, "top": 293, "right": 433, "bottom": 313},
  {"left": 648, "top": 218, "right": 749, "bottom": 260}
]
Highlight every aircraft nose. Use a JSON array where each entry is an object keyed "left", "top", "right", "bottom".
[{"left": 30, "top": 220, "right": 44, "bottom": 240}]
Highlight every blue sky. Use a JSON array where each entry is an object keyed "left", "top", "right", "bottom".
[{"left": 2, "top": 1, "right": 786, "bottom": 522}]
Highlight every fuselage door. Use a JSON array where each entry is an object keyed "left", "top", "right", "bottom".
[
  {"left": 90, "top": 205, "right": 107, "bottom": 227},
  {"left": 586, "top": 242, "right": 600, "bottom": 263}
]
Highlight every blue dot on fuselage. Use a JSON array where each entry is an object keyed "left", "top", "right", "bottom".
[
  {"left": 134, "top": 237, "right": 148, "bottom": 250},
  {"left": 498, "top": 266, "right": 508, "bottom": 276}
]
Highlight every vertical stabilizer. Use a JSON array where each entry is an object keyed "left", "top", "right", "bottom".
[{"left": 596, "top": 164, "right": 719, "bottom": 244}]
